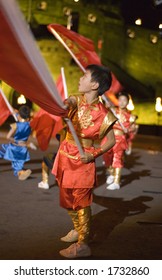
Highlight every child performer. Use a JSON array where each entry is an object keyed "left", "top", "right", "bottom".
[
  {"left": 103, "top": 92, "right": 137, "bottom": 190},
  {"left": 52, "top": 64, "right": 117, "bottom": 258},
  {"left": 0, "top": 105, "right": 32, "bottom": 180}
]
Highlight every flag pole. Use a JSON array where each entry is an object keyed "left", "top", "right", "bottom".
[
  {"left": 0, "top": 88, "right": 18, "bottom": 121},
  {"left": 61, "top": 67, "right": 68, "bottom": 99},
  {"left": 61, "top": 67, "right": 84, "bottom": 156}
]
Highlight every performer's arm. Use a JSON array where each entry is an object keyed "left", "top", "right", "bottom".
[
  {"left": 6, "top": 123, "right": 17, "bottom": 142},
  {"left": 80, "top": 127, "right": 115, "bottom": 164}
]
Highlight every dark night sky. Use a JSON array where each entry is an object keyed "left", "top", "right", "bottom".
[{"left": 121, "top": 0, "right": 162, "bottom": 30}]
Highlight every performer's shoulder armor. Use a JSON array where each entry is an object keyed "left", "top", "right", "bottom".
[{"left": 99, "top": 109, "right": 117, "bottom": 139}]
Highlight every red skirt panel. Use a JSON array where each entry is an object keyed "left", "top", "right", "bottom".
[{"left": 60, "top": 187, "right": 93, "bottom": 210}]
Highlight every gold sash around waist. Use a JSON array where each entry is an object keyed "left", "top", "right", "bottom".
[{"left": 66, "top": 132, "right": 93, "bottom": 148}]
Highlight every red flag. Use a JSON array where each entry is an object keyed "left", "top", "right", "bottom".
[
  {"left": 106, "top": 73, "right": 124, "bottom": 105},
  {"left": 30, "top": 110, "right": 55, "bottom": 151},
  {"left": 48, "top": 24, "right": 123, "bottom": 104},
  {"left": 30, "top": 75, "right": 65, "bottom": 150},
  {"left": 0, "top": 0, "right": 67, "bottom": 117},
  {"left": 48, "top": 24, "right": 101, "bottom": 67},
  {"left": 0, "top": 93, "right": 11, "bottom": 126},
  {"left": 30, "top": 110, "right": 64, "bottom": 151},
  {"left": 56, "top": 74, "right": 66, "bottom": 100}
]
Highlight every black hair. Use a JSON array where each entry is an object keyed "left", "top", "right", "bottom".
[
  {"left": 18, "top": 105, "right": 30, "bottom": 119},
  {"left": 86, "top": 64, "right": 112, "bottom": 96},
  {"left": 117, "top": 91, "right": 129, "bottom": 101}
]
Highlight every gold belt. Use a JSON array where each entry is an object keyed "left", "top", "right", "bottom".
[{"left": 66, "top": 132, "right": 93, "bottom": 148}]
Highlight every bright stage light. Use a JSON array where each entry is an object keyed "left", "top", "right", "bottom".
[
  {"left": 127, "top": 95, "right": 135, "bottom": 111},
  {"left": 155, "top": 97, "right": 162, "bottom": 113},
  {"left": 135, "top": 18, "right": 142, "bottom": 26},
  {"left": 17, "top": 94, "right": 26, "bottom": 105}
]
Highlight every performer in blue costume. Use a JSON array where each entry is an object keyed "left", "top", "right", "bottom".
[{"left": 0, "top": 105, "right": 32, "bottom": 180}]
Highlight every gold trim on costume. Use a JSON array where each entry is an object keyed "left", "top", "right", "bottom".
[
  {"left": 66, "top": 132, "right": 93, "bottom": 148},
  {"left": 77, "top": 96, "right": 100, "bottom": 130},
  {"left": 114, "top": 129, "right": 124, "bottom": 136},
  {"left": 99, "top": 110, "right": 117, "bottom": 139},
  {"left": 78, "top": 107, "right": 94, "bottom": 129},
  {"left": 60, "top": 149, "right": 79, "bottom": 160}
]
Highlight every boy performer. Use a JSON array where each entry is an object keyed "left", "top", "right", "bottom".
[
  {"left": 103, "top": 92, "right": 137, "bottom": 190},
  {"left": 0, "top": 105, "right": 32, "bottom": 180},
  {"left": 52, "top": 64, "right": 117, "bottom": 258}
]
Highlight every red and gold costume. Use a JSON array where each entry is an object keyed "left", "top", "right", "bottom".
[
  {"left": 103, "top": 107, "right": 136, "bottom": 184},
  {"left": 52, "top": 95, "right": 116, "bottom": 209},
  {"left": 52, "top": 95, "right": 116, "bottom": 245}
]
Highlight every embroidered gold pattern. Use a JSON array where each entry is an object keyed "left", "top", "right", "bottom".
[
  {"left": 78, "top": 106, "right": 94, "bottom": 129},
  {"left": 76, "top": 96, "right": 99, "bottom": 130}
]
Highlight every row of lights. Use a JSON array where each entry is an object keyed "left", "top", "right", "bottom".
[
  {"left": 127, "top": 30, "right": 162, "bottom": 44},
  {"left": 135, "top": 18, "right": 162, "bottom": 30},
  {"left": 127, "top": 29, "right": 161, "bottom": 44},
  {"left": 17, "top": 93, "right": 162, "bottom": 126},
  {"left": 127, "top": 96, "right": 162, "bottom": 117}
]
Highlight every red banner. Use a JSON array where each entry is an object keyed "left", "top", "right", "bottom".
[
  {"left": 0, "top": 0, "right": 67, "bottom": 117},
  {"left": 48, "top": 24, "right": 101, "bottom": 67}
]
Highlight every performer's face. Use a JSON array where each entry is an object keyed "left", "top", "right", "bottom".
[
  {"left": 78, "top": 70, "right": 97, "bottom": 94},
  {"left": 118, "top": 96, "right": 129, "bottom": 109}
]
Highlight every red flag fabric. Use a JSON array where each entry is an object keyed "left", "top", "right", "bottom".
[
  {"left": 30, "top": 110, "right": 55, "bottom": 151},
  {"left": 56, "top": 74, "right": 66, "bottom": 100},
  {"left": 48, "top": 24, "right": 101, "bottom": 67},
  {"left": 0, "top": 0, "right": 67, "bottom": 117},
  {"left": 109, "top": 73, "right": 124, "bottom": 94},
  {"left": 30, "top": 75, "right": 65, "bottom": 150},
  {"left": 48, "top": 24, "right": 123, "bottom": 105},
  {"left": 30, "top": 109, "right": 64, "bottom": 151},
  {"left": 107, "top": 73, "right": 124, "bottom": 105},
  {"left": 0, "top": 93, "right": 11, "bottom": 126}
]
